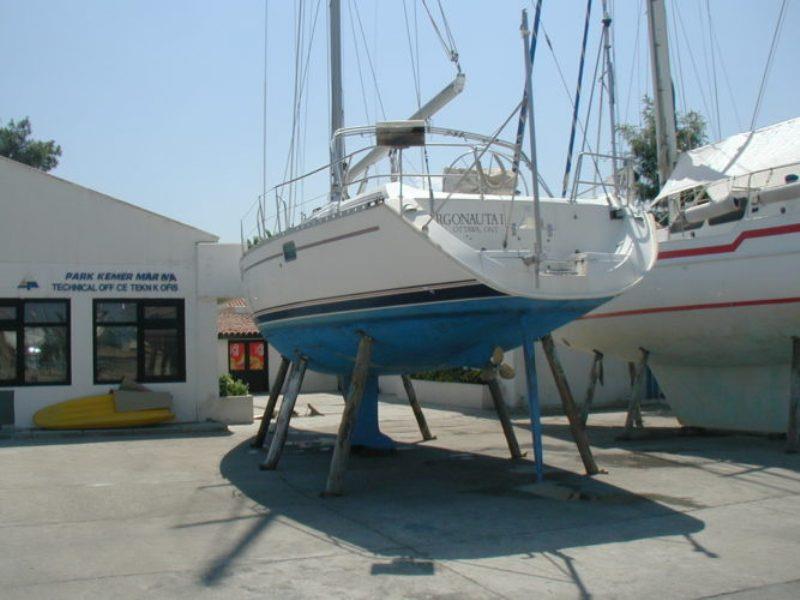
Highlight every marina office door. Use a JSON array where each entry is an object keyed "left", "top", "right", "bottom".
[{"left": 228, "top": 339, "right": 268, "bottom": 393}]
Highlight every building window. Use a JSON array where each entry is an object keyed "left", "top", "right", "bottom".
[
  {"left": 0, "top": 299, "right": 71, "bottom": 386},
  {"left": 228, "top": 340, "right": 265, "bottom": 373},
  {"left": 94, "top": 299, "right": 185, "bottom": 384}
]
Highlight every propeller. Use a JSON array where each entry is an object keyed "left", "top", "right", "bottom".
[{"left": 486, "top": 346, "right": 515, "bottom": 380}]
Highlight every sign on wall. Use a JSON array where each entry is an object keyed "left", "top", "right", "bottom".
[{"left": 50, "top": 271, "right": 179, "bottom": 293}]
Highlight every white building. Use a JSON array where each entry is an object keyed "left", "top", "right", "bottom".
[{"left": 0, "top": 156, "right": 241, "bottom": 428}]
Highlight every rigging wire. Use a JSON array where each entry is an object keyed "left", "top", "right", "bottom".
[
  {"left": 539, "top": 21, "right": 610, "bottom": 199},
  {"left": 420, "top": 0, "right": 460, "bottom": 71},
  {"left": 750, "top": 0, "right": 789, "bottom": 131},
  {"left": 561, "top": 0, "right": 593, "bottom": 197},
  {"left": 402, "top": 0, "right": 425, "bottom": 184},
  {"left": 595, "top": 58, "right": 606, "bottom": 190},
  {"left": 297, "top": 0, "right": 324, "bottom": 219},
  {"left": 609, "top": 0, "right": 621, "bottom": 157},
  {"left": 435, "top": 0, "right": 459, "bottom": 60},
  {"left": 284, "top": 0, "right": 305, "bottom": 219},
  {"left": 667, "top": 0, "right": 687, "bottom": 115},
  {"left": 281, "top": 0, "right": 323, "bottom": 225},
  {"left": 298, "top": 4, "right": 319, "bottom": 217},
  {"left": 402, "top": 0, "right": 423, "bottom": 109},
  {"left": 414, "top": 0, "right": 421, "bottom": 102},
  {"left": 576, "top": 35, "right": 604, "bottom": 175},
  {"left": 709, "top": 16, "right": 743, "bottom": 131},
  {"left": 351, "top": 0, "right": 387, "bottom": 119},
  {"left": 673, "top": 3, "right": 714, "bottom": 129},
  {"left": 695, "top": 0, "right": 718, "bottom": 139},
  {"left": 325, "top": 0, "right": 331, "bottom": 144},
  {"left": 347, "top": 0, "right": 374, "bottom": 122},
  {"left": 261, "top": 0, "right": 271, "bottom": 231},
  {"left": 622, "top": 0, "right": 643, "bottom": 125},
  {"left": 704, "top": 0, "right": 721, "bottom": 140}
]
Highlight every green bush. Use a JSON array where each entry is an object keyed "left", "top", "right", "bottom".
[
  {"left": 219, "top": 374, "right": 250, "bottom": 397},
  {"left": 410, "top": 367, "right": 483, "bottom": 384}
]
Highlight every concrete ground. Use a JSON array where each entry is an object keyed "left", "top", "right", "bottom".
[{"left": 1, "top": 393, "right": 800, "bottom": 599}]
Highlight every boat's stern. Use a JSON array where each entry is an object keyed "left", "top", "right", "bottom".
[{"left": 384, "top": 186, "right": 658, "bottom": 303}]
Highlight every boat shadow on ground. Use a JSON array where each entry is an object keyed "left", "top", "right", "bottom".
[
  {"left": 212, "top": 428, "right": 705, "bottom": 588},
  {"left": 542, "top": 419, "right": 800, "bottom": 469},
  {"left": 541, "top": 420, "right": 800, "bottom": 494}
]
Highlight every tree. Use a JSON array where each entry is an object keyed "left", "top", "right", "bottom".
[
  {"left": 618, "top": 97, "right": 707, "bottom": 201},
  {"left": 0, "top": 117, "right": 62, "bottom": 172}
]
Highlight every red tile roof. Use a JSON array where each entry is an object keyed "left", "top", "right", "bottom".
[
  {"left": 217, "top": 298, "right": 260, "bottom": 337},
  {"left": 225, "top": 297, "right": 248, "bottom": 308}
]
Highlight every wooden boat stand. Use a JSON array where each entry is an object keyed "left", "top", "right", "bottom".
[
  {"left": 325, "top": 334, "right": 373, "bottom": 496},
  {"left": 618, "top": 347, "right": 650, "bottom": 440},
  {"left": 400, "top": 374, "right": 436, "bottom": 441},
  {"left": 252, "top": 356, "right": 291, "bottom": 449},
  {"left": 580, "top": 351, "right": 604, "bottom": 426},
  {"left": 256, "top": 332, "right": 606, "bottom": 492},
  {"left": 540, "top": 334, "right": 601, "bottom": 476},
  {"left": 480, "top": 366, "right": 524, "bottom": 460},
  {"left": 255, "top": 334, "right": 800, "bottom": 487},
  {"left": 260, "top": 356, "right": 308, "bottom": 471},
  {"left": 787, "top": 337, "right": 800, "bottom": 453}
]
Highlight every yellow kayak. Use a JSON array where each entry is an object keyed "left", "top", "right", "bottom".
[{"left": 34, "top": 394, "right": 174, "bottom": 430}]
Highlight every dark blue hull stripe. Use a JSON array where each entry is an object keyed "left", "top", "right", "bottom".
[{"left": 256, "top": 283, "right": 507, "bottom": 324}]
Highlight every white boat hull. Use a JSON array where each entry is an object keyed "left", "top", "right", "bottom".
[
  {"left": 241, "top": 186, "right": 656, "bottom": 374},
  {"left": 559, "top": 203, "right": 800, "bottom": 433}
]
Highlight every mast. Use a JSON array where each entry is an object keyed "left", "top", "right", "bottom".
[
  {"left": 646, "top": 0, "right": 678, "bottom": 186},
  {"left": 329, "top": 0, "right": 345, "bottom": 203},
  {"left": 522, "top": 6, "right": 543, "bottom": 277},
  {"left": 600, "top": 0, "right": 620, "bottom": 198}
]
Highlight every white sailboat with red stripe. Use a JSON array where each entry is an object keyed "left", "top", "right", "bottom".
[
  {"left": 557, "top": 0, "right": 800, "bottom": 434},
  {"left": 559, "top": 117, "right": 800, "bottom": 433}
]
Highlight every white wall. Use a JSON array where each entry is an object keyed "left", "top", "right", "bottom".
[
  {"left": 266, "top": 344, "right": 338, "bottom": 394},
  {"left": 380, "top": 375, "right": 492, "bottom": 411},
  {"left": 198, "top": 243, "right": 244, "bottom": 298},
  {"left": 379, "top": 342, "right": 632, "bottom": 414},
  {"left": 504, "top": 342, "right": 632, "bottom": 410},
  {"left": 216, "top": 338, "right": 229, "bottom": 376},
  {"left": 0, "top": 157, "right": 229, "bottom": 427}
]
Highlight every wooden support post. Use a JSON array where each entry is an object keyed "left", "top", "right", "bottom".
[
  {"left": 627, "top": 361, "right": 637, "bottom": 386},
  {"left": 252, "top": 355, "right": 291, "bottom": 448},
  {"left": 580, "top": 351, "right": 603, "bottom": 426},
  {"left": 787, "top": 337, "right": 800, "bottom": 453},
  {"left": 522, "top": 332, "right": 545, "bottom": 482},
  {"left": 484, "top": 371, "right": 524, "bottom": 459},
  {"left": 621, "top": 348, "right": 650, "bottom": 438},
  {"left": 540, "top": 334, "right": 601, "bottom": 476},
  {"left": 325, "top": 335, "right": 373, "bottom": 496},
  {"left": 260, "top": 357, "right": 308, "bottom": 470},
  {"left": 401, "top": 374, "right": 435, "bottom": 441}
]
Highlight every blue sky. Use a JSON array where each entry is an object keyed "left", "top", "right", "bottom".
[{"left": 2, "top": 0, "right": 797, "bottom": 242}]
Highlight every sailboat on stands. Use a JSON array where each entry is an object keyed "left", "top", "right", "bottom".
[
  {"left": 558, "top": 0, "right": 800, "bottom": 434},
  {"left": 240, "top": 1, "right": 657, "bottom": 463}
]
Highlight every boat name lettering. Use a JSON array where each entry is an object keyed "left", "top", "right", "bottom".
[{"left": 434, "top": 212, "right": 505, "bottom": 226}]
